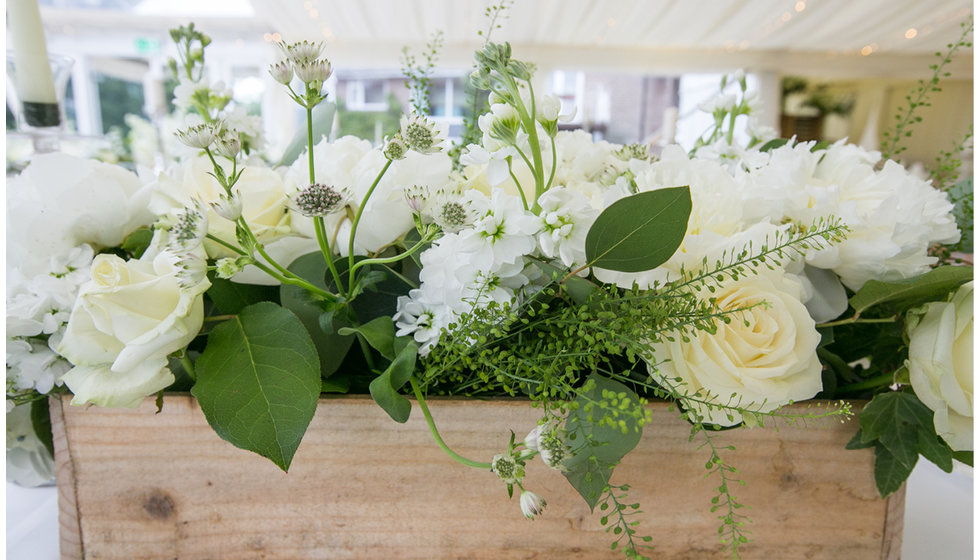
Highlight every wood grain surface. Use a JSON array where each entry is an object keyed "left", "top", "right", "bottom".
[{"left": 52, "top": 394, "right": 903, "bottom": 559}]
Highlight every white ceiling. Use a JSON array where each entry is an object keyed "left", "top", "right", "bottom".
[{"left": 36, "top": 0, "right": 975, "bottom": 78}]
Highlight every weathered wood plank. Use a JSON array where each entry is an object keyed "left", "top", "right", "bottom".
[{"left": 53, "top": 394, "right": 901, "bottom": 559}]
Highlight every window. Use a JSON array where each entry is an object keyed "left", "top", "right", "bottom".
[{"left": 346, "top": 79, "right": 389, "bottom": 111}]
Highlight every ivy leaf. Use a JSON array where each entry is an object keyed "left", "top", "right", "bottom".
[
  {"left": 562, "top": 375, "right": 644, "bottom": 510},
  {"left": 585, "top": 186, "right": 691, "bottom": 273},
  {"left": 368, "top": 340, "right": 418, "bottom": 423},
  {"left": 917, "top": 431, "right": 954, "bottom": 473},
  {"left": 849, "top": 266, "right": 973, "bottom": 316},
  {"left": 280, "top": 252, "right": 354, "bottom": 377},
  {"left": 192, "top": 302, "right": 321, "bottom": 471},
  {"left": 873, "top": 444, "right": 916, "bottom": 497}
]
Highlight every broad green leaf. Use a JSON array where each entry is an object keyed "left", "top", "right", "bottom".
[
  {"left": 917, "top": 431, "right": 954, "bottom": 473},
  {"left": 845, "top": 429, "right": 875, "bottom": 450},
  {"left": 207, "top": 276, "right": 280, "bottom": 314},
  {"left": 849, "top": 266, "right": 974, "bottom": 316},
  {"left": 873, "top": 444, "right": 915, "bottom": 497},
  {"left": 859, "top": 391, "right": 934, "bottom": 443},
  {"left": 280, "top": 252, "right": 354, "bottom": 377},
  {"left": 339, "top": 316, "right": 396, "bottom": 360},
  {"left": 952, "top": 450, "right": 973, "bottom": 467},
  {"left": 192, "top": 302, "right": 321, "bottom": 471},
  {"left": 31, "top": 398, "right": 54, "bottom": 458},
  {"left": 585, "top": 186, "right": 691, "bottom": 273},
  {"left": 562, "top": 375, "right": 644, "bottom": 510},
  {"left": 368, "top": 340, "right": 418, "bottom": 423},
  {"left": 322, "top": 375, "right": 351, "bottom": 393}
]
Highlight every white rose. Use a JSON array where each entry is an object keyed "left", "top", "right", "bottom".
[
  {"left": 56, "top": 252, "right": 210, "bottom": 408},
  {"left": 7, "top": 152, "right": 155, "bottom": 276},
  {"left": 907, "top": 281, "right": 973, "bottom": 451},
  {"left": 648, "top": 269, "right": 823, "bottom": 426},
  {"left": 150, "top": 155, "right": 292, "bottom": 258}
]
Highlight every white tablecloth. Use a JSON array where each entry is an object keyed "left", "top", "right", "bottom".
[{"left": 6, "top": 459, "right": 973, "bottom": 559}]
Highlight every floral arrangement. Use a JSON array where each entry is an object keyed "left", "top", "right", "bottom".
[{"left": 6, "top": 17, "right": 973, "bottom": 559}]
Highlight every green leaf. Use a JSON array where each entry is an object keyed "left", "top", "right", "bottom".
[
  {"left": 120, "top": 227, "right": 154, "bottom": 258},
  {"left": 321, "top": 375, "right": 351, "bottom": 393},
  {"left": 562, "top": 375, "right": 644, "bottom": 510},
  {"left": 192, "top": 302, "right": 321, "bottom": 471},
  {"left": 585, "top": 186, "right": 692, "bottom": 273},
  {"left": 917, "top": 431, "right": 954, "bottom": 473},
  {"left": 280, "top": 252, "right": 354, "bottom": 377},
  {"left": 207, "top": 276, "right": 280, "bottom": 314},
  {"left": 338, "top": 316, "right": 396, "bottom": 360},
  {"left": 952, "top": 450, "right": 973, "bottom": 467},
  {"left": 859, "top": 391, "right": 934, "bottom": 443},
  {"left": 845, "top": 429, "right": 875, "bottom": 450},
  {"left": 30, "top": 398, "right": 54, "bottom": 458},
  {"left": 947, "top": 177, "right": 973, "bottom": 252},
  {"left": 759, "top": 138, "right": 789, "bottom": 152},
  {"left": 849, "top": 266, "right": 974, "bottom": 315},
  {"left": 533, "top": 260, "right": 597, "bottom": 305},
  {"left": 368, "top": 340, "right": 418, "bottom": 423},
  {"left": 873, "top": 444, "right": 915, "bottom": 497}
]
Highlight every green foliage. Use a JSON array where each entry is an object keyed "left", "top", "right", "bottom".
[
  {"left": 850, "top": 391, "right": 954, "bottom": 496},
  {"left": 943, "top": 177, "right": 974, "bottom": 255},
  {"left": 368, "top": 339, "right": 418, "bottom": 423},
  {"left": 30, "top": 397, "right": 54, "bottom": 458},
  {"left": 207, "top": 275, "right": 279, "bottom": 314},
  {"left": 585, "top": 187, "right": 692, "bottom": 273},
  {"left": 119, "top": 227, "right": 154, "bottom": 258},
  {"left": 401, "top": 31, "right": 444, "bottom": 115},
  {"left": 192, "top": 302, "right": 321, "bottom": 471},
  {"left": 563, "top": 375, "right": 646, "bottom": 509},
  {"left": 880, "top": 17, "right": 973, "bottom": 161},
  {"left": 848, "top": 265, "right": 973, "bottom": 316},
  {"left": 334, "top": 94, "right": 402, "bottom": 143},
  {"left": 338, "top": 316, "right": 397, "bottom": 361},
  {"left": 597, "top": 484, "right": 654, "bottom": 559}
]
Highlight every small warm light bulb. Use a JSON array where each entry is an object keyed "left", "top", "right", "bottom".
[
  {"left": 263, "top": 32, "right": 272, "bottom": 42},
  {"left": 608, "top": 17, "right": 616, "bottom": 27},
  {"left": 781, "top": 11, "right": 792, "bottom": 22},
  {"left": 310, "top": 9, "right": 319, "bottom": 18},
  {"left": 860, "top": 45, "right": 873, "bottom": 56},
  {"left": 795, "top": 1, "right": 806, "bottom": 12},
  {"left": 271, "top": 32, "right": 282, "bottom": 42},
  {"left": 905, "top": 28, "right": 918, "bottom": 39}
]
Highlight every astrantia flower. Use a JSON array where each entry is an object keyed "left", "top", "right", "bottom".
[
  {"left": 175, "top": 121, "right": 221, "bottom": 149},
  {"left": 292, "top": 183, "right": 347, "bottom": 217},
  {"left": 383, "top": 134, "right": 409, "bottom": 161},
  {"left": 280, "top": 40, "right": 325, "bottom": 63},
  {"left": 268, "top": 60, "right": 293, "bottom": 84},
  {"left": 519, "top": 491, "right": 547, "bottom": 520},
  {"left": 400, "top": 113, "right": 444, "bottom": 154},
  {"left": 209, "top": 192, "right": 243, "bottom": 222},
  {"left": 524, "top": 421, "right": 568, "bottom": 470},
  {"left": 212, "top": 132, "right": 242, "bottom": 160},
  {"left": 294, "top": 58, "right": 333, "bottom": 85},
  {"left": 491, "top": 453, "right": 524, "bottom": 485},
  {"left": 165, "top": 202, "right": 209, "bottom": 252}
]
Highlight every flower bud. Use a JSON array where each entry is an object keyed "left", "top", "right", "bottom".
[
  {"left": 210, "top": 193, "right": 243, "bottom": 221},
  {"left": 268, "top": 60, "right": 293, "bottom": 85},
  {"left": 295, "top": 59, "right": 333, "bottom": 85},
  {"left": 175, "top": 122, "right": 221, "bottom": 149},
  {"left": 519, "top": 491, "right": 547, "bottom": 520},
  {"left": 383, "top": 134, "right": 409, "bottom": 161}
]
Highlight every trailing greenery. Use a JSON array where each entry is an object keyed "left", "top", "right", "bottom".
[{"left": 401, "top": 31, "right": 444, "bottom": 115}]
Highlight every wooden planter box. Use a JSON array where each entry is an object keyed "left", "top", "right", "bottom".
[{"left": 51, "top": 394, "right": 903, "bottom": 559}]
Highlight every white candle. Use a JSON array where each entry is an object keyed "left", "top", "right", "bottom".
[{"left": 8, "top": 0, "right": 59, "bottom": 126}]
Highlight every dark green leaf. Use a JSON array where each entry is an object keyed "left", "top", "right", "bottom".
[
  {"left": 280, "top": 252, "right": 354, "bottom": 377},
  {"left": 207, "top": 276, "right": 280, "bottom": 314},
  {"left": 917, "top": 431, "right": 954, "bottom": 473},
  {"left": 859, "top": 391, "right": 934, "bottom": 443},
  {"left": 585, "top": 186, "right": 692, "bottom": 273},
  {"left": 368, "top": 340, "right": 418, "bottom": 423},
  {"left": 339, "top": 316, "right": 396, "bottom": 360},
  {"left": 321, "top": 375, "right": 351, "bottom": 393},
  {"left": 30, "top": 398, "right": 54, "bottom": 458},
  {"left": 562, "top": 375, "right": 644, "bottom": 510},
  {"left": 849, "top": 266, "right": 973, "bottom": 315},
  {"left": 192, "top": 302, "right": 321, "bottom": 471},
  {"left": 845, "top": 429, "right": 875, "bottom": 450},
  {"left": 873, "top": 444, "right": 915, "bottom": 497},
  {"left": 952, "top": 450, "right": 973, "bottom": 467}
]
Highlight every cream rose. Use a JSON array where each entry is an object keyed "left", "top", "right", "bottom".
[
  {"left": 648, "top": 269, "right": 823, "bottom": 426},
  {"left": 149, "top": 155, "right": 292, "bottom": 258},
  {"left": 56, "top": 252, "right": 210, "bottom": 408},
  {"left": 907, "top": 281, "right": 973, "bottom": 451}
]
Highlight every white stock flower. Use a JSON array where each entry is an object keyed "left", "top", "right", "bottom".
[
  {"left": 7, "top": 153, "right": 155, "bottom": 277},
  {"left": 6, "top": 339, "right": 71, "bottom": 395},
  {"left": 393, "top": 289, "right": 452, "bottom": 355},
  {"left": 535, "top": 187, "right": 597, "bottom": 268},
  {"left": 456, "top": 190, "right": 539, "bottom": 270},
  {"left": 648, "top": 269, "right": 823, "bottom": 426},
  {"left": 56, "top": 251, "right": 210, "bottom": 408},
  {"left": 907, "top": 281, "right": 973, "bottom": 451}
]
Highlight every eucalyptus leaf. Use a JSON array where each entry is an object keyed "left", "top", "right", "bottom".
[
  {"left": 562, "top": 375, "right": 644, "bottom": 510},
  {"left": 368, "top": 340, "right": 418, "bottom": 423},
  {"left": 849, "top": 266, "right": 973, "bottom": 316},
  {"left": 585, "top": 186, "right": 691, "bottom": 273},
  {"left": 192, "top": 302, "right": 321, "bottom": 471}
]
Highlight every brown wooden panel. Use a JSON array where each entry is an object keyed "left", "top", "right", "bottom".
[{"left": 52, "top": 394, "right": 902, "bottom": 559}]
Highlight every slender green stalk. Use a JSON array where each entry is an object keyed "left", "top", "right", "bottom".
[
  {"left": 544, "top": 133, "right": 558, "bottom": 192},
  {"left": 350, "top": 235, "right": 433, "bottom": 277},
  {"left": 306, "top": 106, "right": 316, "bottom": 184},
  {"left": 818, "top": 315, "right": 897, "bottom": 329},
  {"left": 506, "top": 157, "right": 529, "bottom": 211},
  {"left": 347, "top": 159, "right": 393, "bottom": 289},
  {"left": 315, "top": 217, "right": 345, "bottom": 293},
  {"left": 837, "top": 373, "right": 896, "bottom": 393},
  {"left": 410, "top": 376, "right": 493, "bottom": 469},
  {"left": 179, "top": 354, "right": 196, "bottom": 381}
]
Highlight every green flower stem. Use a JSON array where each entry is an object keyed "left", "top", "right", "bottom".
[
  {"left": 314, "top": 217, "right": 346, "bottom": 295},
  {"left": 349, "top": 234, "right": 434, "bottom": 277},
  {"left": 205, "top": 233, "right": 247, "bottom": 255},
  {"left": 410, "top": 376, "right": 493, "bottom": 469},
  {"left": 836, "top": 373, "right": 897, "bottom": 393},
  {"left": 544, "top": 133, "right": 557, "bottom": 192},
  {"left": 817, "top": 315, "right": 897, "bottom": 328},
  {"left": 208, "top": 233, "right": 336, "bottom": 300},
  {"left": 179, "top": 354, "right": 196, "bottom": 382},
  {"left": 306, "top": 106, "right": 316, "bottom": 184},
  {"left": 502, "top": 76, "right": 545, "bottom": 212},
  {"left": 506, "top": 157, "right": 529, "bottom": 211},
  {"left": 347, "top": 159, "right": 393, "bottom": 289},
  {"left": 725, "top": 106, "right": 737, "bottom": 145}
]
